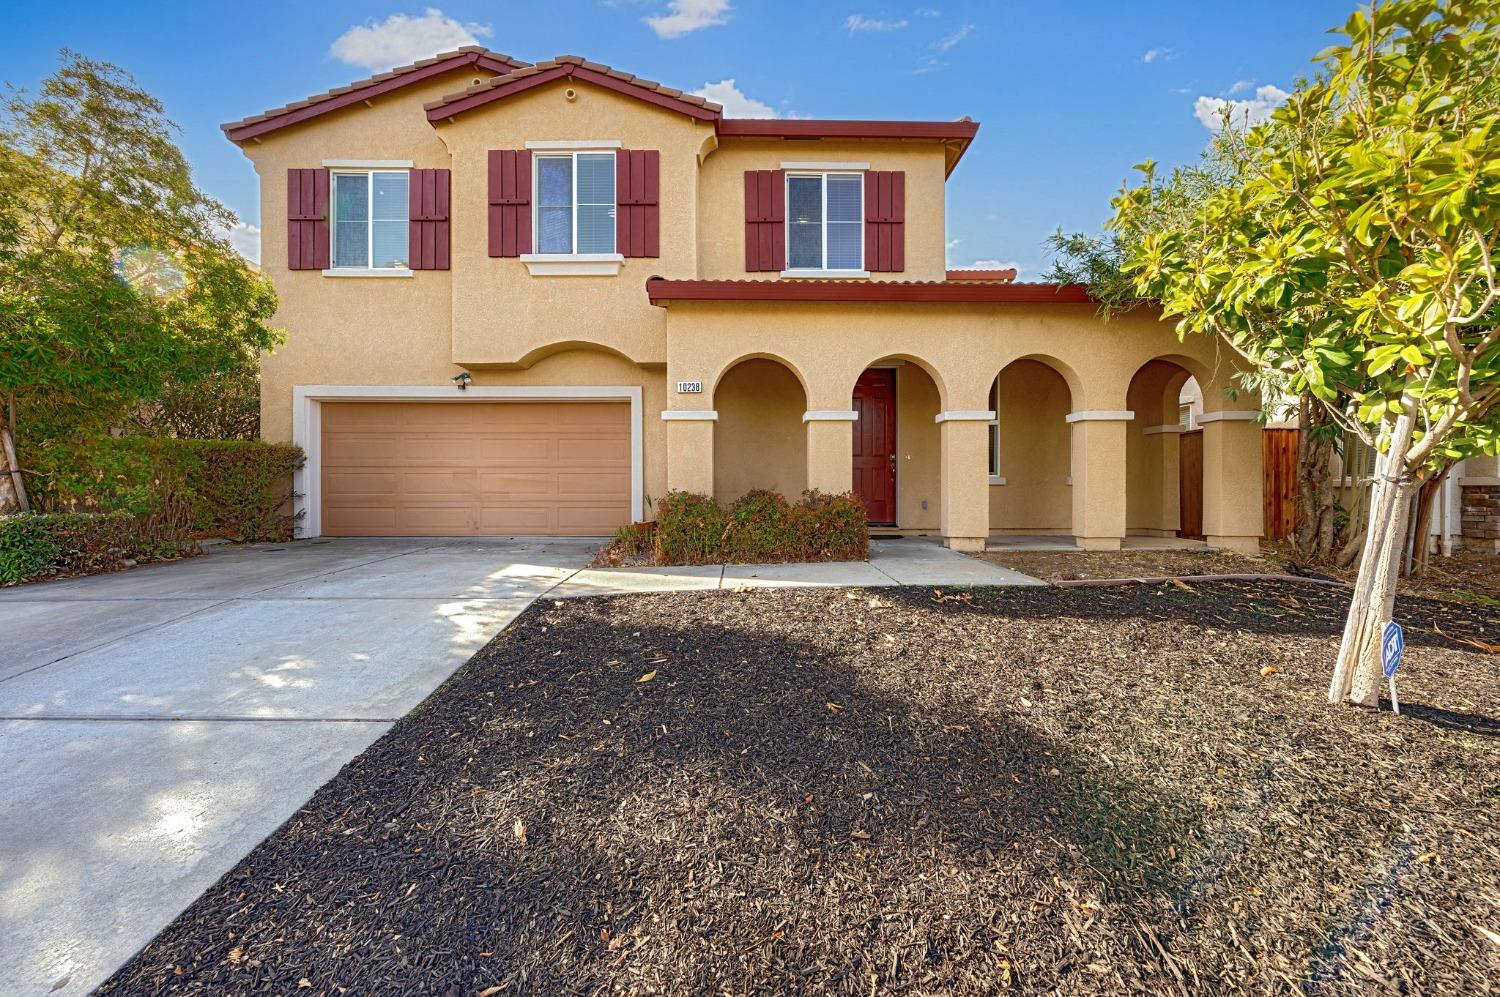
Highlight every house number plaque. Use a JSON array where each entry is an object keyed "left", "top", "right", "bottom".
[{"left": 676, "top": 380, "right": 704, "bottom": 394}]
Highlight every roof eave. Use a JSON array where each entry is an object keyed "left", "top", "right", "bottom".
[
  {"left": 645, "top": 279, "right": 1094, "bottom": 306},
  {"left": 223, "top": 49, "right": 527, "bottom": 144},
  {"left": 426, "top": 61, "right": 722, "bottom": 125},
  {"left": 714, "top": 119, "right": 979, "bottom": 175}
]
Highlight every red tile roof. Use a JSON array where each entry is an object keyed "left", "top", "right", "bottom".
[
  {"left": 222, "top": 47, "right": 529, "bottom": 143},
  {"left": 425, "top": 55, "right": 722, "bottom": 123},
  {"left": 645, "top": 278, "right": 1093, "bottom": 305}
]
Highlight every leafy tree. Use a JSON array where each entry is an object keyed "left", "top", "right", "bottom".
[
  {"left": 0, "top": 51, "right": 279, "bottom": 511},
  {"left": 1112, "top": 0, "right": 1500, "bottom": 706}
]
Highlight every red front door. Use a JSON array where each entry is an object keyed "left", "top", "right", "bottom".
[{"left": 853, "top": 369, "right": 897, "bottom": 524}]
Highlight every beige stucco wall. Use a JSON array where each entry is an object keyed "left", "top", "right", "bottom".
[
  {"left": 434, "top": 80, "right": 714, "bottom": 368},
  {"left": 713, "top": 358, "right": 806, "bottom": 502},
  {"left": 697, "top": 140, "right": 949, "bottom": 281}
]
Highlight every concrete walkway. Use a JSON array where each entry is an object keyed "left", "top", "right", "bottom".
[{"left": 0, "top": 536, "right": 1035, "bottom": 996}]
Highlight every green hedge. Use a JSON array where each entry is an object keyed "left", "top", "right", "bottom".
[
  {"left": 0, "top": 511, "right": 197, "bottom": 585},
  {"left": 606, "top": 489, "right": 868, "bottom": 565},
  {"left": 31, "top": 437, "right": 304, "bottom": 542}
]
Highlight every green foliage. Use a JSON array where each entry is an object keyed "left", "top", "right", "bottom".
[
  {"left": 1111, "top": 0, "right": 1500, "bottom": 468},
  {"left": 0, "top": 50, "right": 279, "bottom": 462},
  {"left": 127, "top": 359, "right": 262, "bottom": 441},
  {"left": 32, "top": 437, "right": 303, "bottom": 541},
  {"left": 0, "top": 510, "right": 195, "bottom": 584},
  {"left": 606, "top": 490, "right": 869, "bottom": 565}
]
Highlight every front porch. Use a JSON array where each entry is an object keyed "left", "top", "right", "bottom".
[{"left": 659, "top": 315, "right": 1265, "bottom": 555}]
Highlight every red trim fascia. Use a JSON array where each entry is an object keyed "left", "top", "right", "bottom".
[
  {"left": 716, "top": 119, "right": 978, "bottom": 141},
  {"left": 226, "top": 52, "right": 521, "bottom": 143},
  {"left": 645, "top": 279, "right": 1094, "bottom": 305},
  {"left": 427, "top": 64, "right": 721, "bottom": 124}
]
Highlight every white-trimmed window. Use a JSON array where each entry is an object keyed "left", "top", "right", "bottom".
[
  {"left": 987, "top": 378, "right": 1003, "bottom": 481},
  {"left": 786, "top": 172, "right": 863, "bottom": 272},
  {"left": 535, "top": 151, "right": 616, "bottom": 255},
  {"left": 330, "top": 170, "right": 409, "bottom": 269}
]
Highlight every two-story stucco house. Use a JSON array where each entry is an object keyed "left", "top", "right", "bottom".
[{"left": 223, "top": 48, "right": 1266, "bottom": 553}]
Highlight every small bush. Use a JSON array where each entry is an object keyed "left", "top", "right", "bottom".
[
  {"left": 602, "top": 489, "right": 868, "bottom": 565},
  {"left": 30, "top": 437, "right": 303, "bottom": 542},
  {"left": 0, "top": 511, "right": 197, "bottom": 585}
]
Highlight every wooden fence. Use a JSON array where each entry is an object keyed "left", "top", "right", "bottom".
[{"left": 1262, "top": 428, "right": 1299, "bottom": 541}]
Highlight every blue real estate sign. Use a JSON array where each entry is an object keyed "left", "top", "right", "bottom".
[{"left": 1382, "top": 621, "right": 1405, "bottom": 679}]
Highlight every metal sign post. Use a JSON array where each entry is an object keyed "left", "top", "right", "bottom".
[{"left": 1382, "top": 620, "right": 1405, "bottom": 715}]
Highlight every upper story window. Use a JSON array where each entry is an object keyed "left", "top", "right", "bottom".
[
  {"left": 331, "top": 170, "right": 409, "bottom": 269},
  {"left": 536, "top": 151, "right": 616, "bottom": 255},
  {"left": 786, "top": 172, "right": 863, "bottom": 273}
]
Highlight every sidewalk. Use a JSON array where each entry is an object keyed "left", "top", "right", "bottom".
[{"left": 551, "top": 536, "right": 1044, "bottom": 598}]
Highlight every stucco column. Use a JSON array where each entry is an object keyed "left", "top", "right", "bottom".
[
  {"left": 662, "top": 411, "right": 717, "bottom": 497},
  {"left": 1142, "top": 424, "right": 1183, "bottom": 535},
  {"left": 804, "top": 410, "right": 855, "bottom": 495},
  {"left": 938, "top": 411, "right": 993, "bottom": 551},
  {"left": 1200, "top": 411, "right": 1262, "bottom": 554},
  {"left": 1069, "top": 411, "right": 1132, "bottom": 551}
]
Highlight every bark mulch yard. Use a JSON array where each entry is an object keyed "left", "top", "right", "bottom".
[
  {"left": 979, "top": 546, "right": 1500, "bottom": 607},
  {"left": 98, "top": 583, "right": 1498, "bottom": 996}
]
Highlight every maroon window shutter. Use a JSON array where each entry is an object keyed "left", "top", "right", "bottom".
[
  {"left": 287, "top": 168, "right": 329, "bottom": 270},
  {"left": 864, "top": 170, "right": 905, "bottom": 272},
  {"left": 487, "top": 150, "right": 532, "bottom": 257},
  {"left": 743, "top": 169, "right": 785, "bottom": 272},
  {"left": 616, "top": 150, "right": 660, "bottom": 258},
  {"left": 408, "top": 168, "right": 450, "bottom": 270}
]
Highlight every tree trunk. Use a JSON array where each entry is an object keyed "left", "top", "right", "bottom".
[
  {"left": 1295, "top": 398, "right": 1338, "bottom": 561},
  {"left": 1407, "top": 464, "right": 1450, "bottom": 576},
  {"left": 1328, "top": 403, "right": 1416, "bottom": 708},
  {"left": 0, "top": 393, "right": 30, "bottom": 515}
]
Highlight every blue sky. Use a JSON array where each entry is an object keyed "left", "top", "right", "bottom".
[{"left": 3, "top": 0, "right": 1354, "bottom": 275}]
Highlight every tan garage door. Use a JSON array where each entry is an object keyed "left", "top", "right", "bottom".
[{"left": 320, "top": 401, "right": 631, "bottom": 536}]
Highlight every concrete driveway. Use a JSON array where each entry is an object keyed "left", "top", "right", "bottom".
[
  {"left": 0, "top": 536, "right": 1036, "bottom": 995},
  {"left": 0, "top": 537, "right": 599, "bottom": 997}
]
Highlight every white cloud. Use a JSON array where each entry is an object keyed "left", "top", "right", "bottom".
[
  {"left": 1193, "top": 84, "right": 1288, "bottom": 131},
  {"left": 330, "top": 8, "right": 491, "bottom": 71},
  {"left": 847, "top": 14, "right": 909, "bottom": 33},
  {"left": 692, "top": 79, "right": 777, "bottom": 117},
  {"left": 915, "top": 7, "right": 941, "bottom": 16},
  {"left": 223, "top": 222, "right": 260, "bottom": 265},
  {"left": 646, "top": 0, "right": 731, "bottom": 38},
  {"left": 933, "top": 22, "right": 974, "bottom": 51},
  {"left": 1142, "top": 47, "right": 1173, "bottom": 63},
  {"left": 1228, "top": 79, "right": 1254, "bottom": 93}
]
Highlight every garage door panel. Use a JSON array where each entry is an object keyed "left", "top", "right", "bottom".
[
  {"left": 323, "top": 470, "right": 401, "bottom": 496},
  {"left": 326, "top": 435, "right": 404, "bottom": 464},
  {"left": 557, "top": 471, "right": 631, "bottom": 497},
  {"left": 558, "top": 437, "right": 630, "bottom": 463},
  {"left": 321, "top": 400, "right": 631, "bottom": 536},
  {"left": 476, "top": 471, "right": 554, "bottom": 497},
  {"left": 557, "top": 504, "right": 632, "bottom": 533},
  {"left": 474, "top": 437, "right": 552, "bottom": 463},
  {"left": 401, "top": 470, "right": 478, "bottom": 495},
  {"left": 322, "top": 506, "right": 402, "bottom": 533}
]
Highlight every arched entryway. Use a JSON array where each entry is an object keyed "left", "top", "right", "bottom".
[
  {"left": 1126, "top": 359, "right": 1202, "bottom": 540},
  {"left": 713, "top": 357, "right": 807, "bottom": 503},
  {"left": 988, "top": 358, "right": 1075, "bottom": 536}
]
